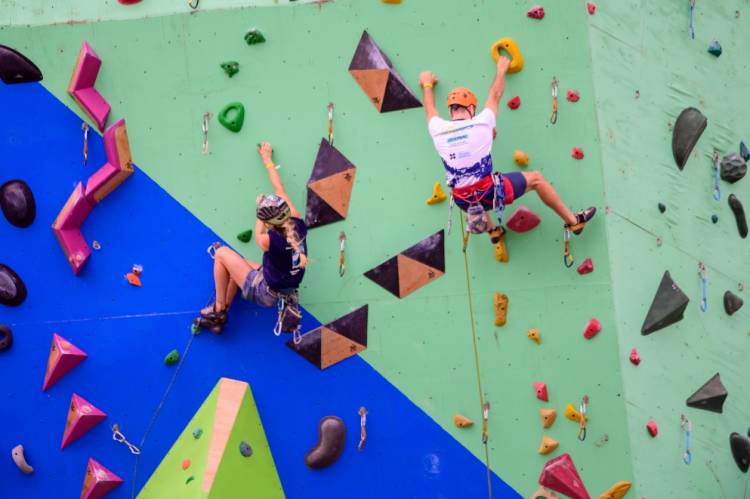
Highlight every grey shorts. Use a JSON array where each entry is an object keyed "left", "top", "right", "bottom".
[{"left": 241, "top": 269, "right": 278, "bottom": 308}]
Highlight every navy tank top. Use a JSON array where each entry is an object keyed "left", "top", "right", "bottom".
[{"left": 262, "top": 217, "right": 308, "bottom": 291}]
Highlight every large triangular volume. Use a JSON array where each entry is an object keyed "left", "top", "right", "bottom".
[
  {"left": 538, "top": 453, "right": 590, "bottom": 499},
  {"left": 686, "top": 373, "right": 728, "bottom": 413},
  {"left": 61, "top": 394, "right": 106, "bottom": 449},
  {"left": 326, "top": 305, "right": 368, "bottom": 347},
  {"left": 138, "top": 378, "right": 283, "bottom": 499},
  {"left": 43, "top": 333, "right": 88, "bottom": 391},
  {"left": 380, "top": 72, "right": 422, "bottom": 113},
  {"left": 641, "top": 271, "right": 690, "bottom": 335},
  {"left": 304, "top": 188, "right": 344, "bottom": 229},
  {"left": 309, "top": 139, "right": 356, "bottom": 183},
  {"left": 308, "top": 169, "right": 356, "bottom": 220},
  {"left": 348, "top": 30, "right": 391, "bottom": 71},
  {"left": 288, "top": 306, "right": 368, "bottom": 370},
  {"left": 81, "top": 458, "right": 123, "bottom": 499},
  {"left": 0, "top": 44, "right": 43, "bottom": 84},
  {"left": 396, "top": 254, "right": 444, "bottom": 298},
  {"left": 363, "top": 255, "right": 400, "bottom": 298},
  {"left": 286, "top": 328, "right": 323, "bottom": 369},
  {"left": 401, "top": 230, "right": 445, "bottom": 272}
]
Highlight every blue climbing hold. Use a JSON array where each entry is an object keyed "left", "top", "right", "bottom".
[
  {"left": 708, "top": 40, "right": 722, "bottom": 57},
  {"left": 192, "top": 428, "right": 203, "bottom": 439},
  {"left": 239, "top": 441, "right": 253, "bottom": 457}
]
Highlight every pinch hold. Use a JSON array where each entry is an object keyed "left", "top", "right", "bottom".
[{"left": 453, "top": 414, "right": 474, "bottom": 428}]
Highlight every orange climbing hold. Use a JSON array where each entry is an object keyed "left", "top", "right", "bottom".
[
  {"left": 528, "top": 328, "right": 541, "bottom": 344},
  {"left": 181, "top": 459, "right": 191, "bottom": 470},
  {"left": 495, "top": 236, "right": 509, "bottom": 262},
  {"left": 126, "top": 272, "right": 142, "bottom": 287},
  {"left": 540, "top": 408, "right": 557, "bottom": 428},
  {"left": 597, "top": 480, "right": 631, "bottom": 499},
  {"left": 494, "top": 292, "right": 508, "bottom": 326},
  {"left": 426, "top": 181, "right": 447, "bottom": 205},
  {"left": 538, "top": 435, "right": 559, "bottom": 455},
  {"left": 453, "top": 414, "right": 473, "bottom": 428},
  {"left": 513, "top": 150, "right": 529, "bottom": 167},
  {"left": 564, "top": 403, "right": 588, "bottom": 423}
]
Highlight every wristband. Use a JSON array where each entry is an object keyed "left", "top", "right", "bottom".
[
  {"left": 422, "top": 83, "right": 433, "bottom": 89},
  {"left": 264, "top": 162, "right": 275, "bottom": 169}
]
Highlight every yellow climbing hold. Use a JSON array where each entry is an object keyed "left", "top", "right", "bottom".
[
  {"left": 491, "top": 38, "right": 524, "bottom": 73},
  {"left": 597, "top": 480, "right": 632, "bottom": 499},
  {"left": 494, "top": 236, "right": 508, "bottom": 262},
  {"left": 494, "top": 292, "right": 508, "bottom": 326},
  {"left": 539, "top": 408, "right": 557, "bottom": 428},
  {"left": 426, "top": 181, "right": 447, "bottom": 205},
  {"left": 528, "top": 328, "right": 541, "bottom": 344},
  {"left": 565, "top": 403, "right": 588, "bottom": 423},
  {"left": 513, "top": 149, "right": 529, "bottom": 167},
  {"left": 382, "top": 0, "right": 402, "bottom": 3},
  {"left": 453, "top": 414, "right": 474, "bottom": 428},
  {"left": 538, "top": 435, "right": 559, "bottom": 455}
]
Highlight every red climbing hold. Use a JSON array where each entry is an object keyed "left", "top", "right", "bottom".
[
  {"left": 535, "top": 382, "right": 549, "bottom": 402},
  {"left": 118, "top": 0, "right": 143, "bottom": 4},
  {"left": 571, "top": 147, "right": 585, "bottom": 160},
  {"left": 583, "top": 319, "right": 601, "bottom": 339},
  {"left": 506, "top": 205, "right": 541, "bottom": 232},
  {"left": 587, "top": 2, "right": 597, "bottom": 15},
  {"left": 507, "top": 96, "right": 521, "bottom": 110},
  {"left": 629, "top": 348, "right": 641, "bottom": 365},
  {"left": 527, "top": 6, "right": 545, "bottom": 19},
  {"left": 577, "top": 258, "right": 593, "bottom": 275},
  {"left": 646, "top": 419, "right": 658, "bottom": 437},
  {"left": 538, "top": 453, "right": 590, "bottom": 499},
  {"left": 566, "top": 90, "right": 580, "bottom": 102}
]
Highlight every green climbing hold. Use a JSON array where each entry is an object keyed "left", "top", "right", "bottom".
[
  {"left": 192, "top": 428, "right": 203, "bottom": 439},
  {"left": 237, "top": 229, "right": 253, "bottom": 243},
  {"left": 712, "top": 214, "right": 719, "bottom": 224},
  {"left": 221, "top": 61, "right": 239, "bottom": 77},
  {"left": 708, "top": 40, "right": 722, "bottom": 57},
  {"left": 218, "top": 102, "right": 245, "bottom": 133},
  {"left": 164, "top": 349, "right": 179, "bottom": 366},
  {"left": 185, "top": 476, "right": 194, "bottom": 485},
  {"left": 244, "top": 28, "right": 266, "bottom": 45}
]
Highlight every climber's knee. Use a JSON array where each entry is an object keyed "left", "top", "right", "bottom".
[{"left": 523, "top": 171, "right": 545, "bottom": 191}]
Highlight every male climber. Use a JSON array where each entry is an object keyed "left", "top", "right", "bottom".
[{"left": 419, "top": 56, "right": 596, "bottom": 255}]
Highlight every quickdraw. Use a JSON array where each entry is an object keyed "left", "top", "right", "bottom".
[
  {"left": 273, "top": 293, "right": 302, "bottom": 345},
  {"left": 327, "top": 102, "right": 334, "bottom": 145},
  {"left": 698, "top": 262, "right": 708, "bottom": 312},
  {"left": 358, "top": 406, "right": 368, "bottom": 451},
  {"left": 112, "top": 424, "right": 141, "bottom": 455},
  {"left": 481, "top": 402, "right": 490, "bottom": 444},
  {"left": 689, "top": 0, "right": 696, "bottom": 39},
  {"left": 202, "top": 112, "right": 212, "bottom": 155},
  {"left": 188, "top": 0, "right": 199, "bottom": 9},
  {"left": 563, "top": 228, "right": 574, "bottom": 267},
  {"left": 681, "top": 414, "right": 692, "bottom": 464},
  {"left": 339, "top": 231, "right": 346, "bottom": 277},
  {"left": 81, "top": 122, "right": 89, "bottom": 167},
  {"left": 712, "top": 149, "right": 721, "bottom": 201},
  {"left": 550, "top": 77, "right": 559, "bottom": 124},
  {"left": 577, "top": 395, "right": 589, "bottom": 441}
]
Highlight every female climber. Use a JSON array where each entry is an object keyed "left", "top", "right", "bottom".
[
  {"left": 194, "top": 142, "right": 308, "bottom": 334},
  {"left": 419, "top": 56, "right": 596, "bottom": 256}
]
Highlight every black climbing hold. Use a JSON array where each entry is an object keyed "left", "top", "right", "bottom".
[
  {"left": 672, "top": 108, "right": 707, "bottom": 170},
  {"left": 1, "top": 180, "right": 36, "bottom": 228},
  {"left": 658, "top": 203, "right": 666, "bottom": 213},
  {"left": 0, "top": 325, "right": 12, "bottom": 351},
  {"left": 641, "top": 271, "right": 689, "bottom": 335},
  {"left": 720, "top": 153, "right": 747, "bottom": 183},
  {"left": 0, "top": 45, "right": 43, "bottom": 84},
  {"left": 0, "top": 264, "right": 27, "bottom": 307},
  {"left": 304, "top": 416, "right": 346, "bottom": 469},
  {"left": 686, "top": 373, "right": 727, "bottom": 413},
  {"left": 708, "top": 40, "right": 722, "bottom": 57},
  {"left": 724, "top": 290, "right": 743, "bottom": 315},
  {"left": 728, "top": 194, "right": 748, "bottom": 238},
  {"left": 740, "top": 141, "right": 750, "bottom": 162},
  {"left": 730, "top": 433, "right": 750, "bottom": 473},
  {"left": 220, "top": 61, "right": 239, "bottom": 77},
  {"left": 239, "top": 441, "right": 253, "bottom": 457},
  {"left": 712, "top": 214, "right": 719, "bottom": 224}
]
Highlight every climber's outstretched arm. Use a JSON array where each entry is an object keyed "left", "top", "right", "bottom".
[
  {"left": 484, "top": 56, "right": 510, "bottom": 115},
  {"left": 419, "top": 70, "right": 439, "bottom": 123},
  {"left": 257, "top": 142, "right": 301, "bottom": 219}
]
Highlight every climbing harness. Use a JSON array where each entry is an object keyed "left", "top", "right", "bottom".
[
  {"left": 482, "top": 402, "right": 490, "bottom": 444},
  {"left": 339, "top": 231, "right": 346, "bottom": 277},
  {"left": 698, "top": 262, "right": 708, "bottom": 312},
  {"left": 681, "top": 415, "right": 692, "bottom": 464},
  {"left": 188, "top": 0, "right": 199, "bottom": 9},
  {"left": 273, "top": 291, "right": 302, "bottom": 344},
  {"left": 451, "top": 174, "right": 505, "bottom": 255},
  {"left": 563, "top": 227, "right": 574, "bottom": 267},
  {"left": 358, "top": 406, "right": 367, "bottom": 451},
  {"left": 81, "top": 122, "right": 89, "bottom": 167},
  {"left": 689, "top": 0, "right": 696, "bottom": 39},
  {"left": 550, "top": 77, "right": 559, "bottom": 124},
  {"left": 201, "top": 112, "right": 212, "bottom": 155},
  {"left": 112, "top": 424, "right": 141, "bottom": 455},
  {"left": 327, "top": 102, "right": 334, "bottom": 145},
  {"left": 712, "top": 149, "right": 721, "bottom": 201},
  {"left": 577, "top": 395, "right": 589, "bottom": 441}
]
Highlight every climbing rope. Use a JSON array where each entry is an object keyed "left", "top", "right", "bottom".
[
  {"left": 81, "top": 122, "right": 89, "bottom": 167},
  {"left": 689, "top": 0, "right": 696, "bottom": 39},
  {"left": 698, "top": 262, "right": 708, "bottom": 312},
  {"left": 339, "top": 231, "right": 346, "bottom": 277},
  {"left": 681, "top": 414, "right": 692, "bottom": 464},
  {"left": 327, "top": 102, "right": 334, "bottom": 145},
  {"left": 550, "top": 77, "right": 558, "bottom": 124},
  {"left": 712, "top": 149, "right": 721, "bottom": 201},
  {"left": 577, "top": 395, "right": 589, "bottom": 441},
  {"left": 458, "top": 216, "right": 493, "bottom": 499}
]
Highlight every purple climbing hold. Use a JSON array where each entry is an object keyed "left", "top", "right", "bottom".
[
  {"left": 720, "top": 153, "right": 747, "bottom": 183},
  {"left": 0, "top": 264, "right": 26, "bottom": 307},
  {"left": 0, "top": 45, "right": 42, "bottom": 84},
  {"left": 1, "top": 180, "right": 36, "bottom": 228},
  {"left": 304, "top": 416, "right": 346, "bottom": 469},
  {"left": 724, "top": 290, "right": 743, "bottom": 316},
  {"left": 730, "top": 432, "right": 750, "bottom": 473},
  {"left": 0, "top": 325, "right": 12, "bottom": 351},
  {"left": 728, "top": 194, "right": 748, "bottom": 238}
]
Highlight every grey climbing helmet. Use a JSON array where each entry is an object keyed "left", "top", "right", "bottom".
[{"left": 256, "top": 194, "right": 291, "bottom": 226}]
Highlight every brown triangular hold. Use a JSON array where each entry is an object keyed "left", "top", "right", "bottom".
[
  {"left": 396, "top": 254, "right": 444, "bottom": 298},
  {"left": 380, "top": 72, "right": 422, "bottom": 113},
  {"left": 363, "top": 256, "right": 400, "bottom": 297},
  {"left": 305, "top": 187, "right": 345, "bottom": 229},
  {"left": 348, "top": 31, "right": 392, "bottom": 71},
  {"left": 349, "top": 69, "right": 390, "bottom": 111},
  {"left": 320, "top": 327, "right": 366, "bottom": 369},
  {"left": 309, "top": 139, "right": 356, "bottom": 183},
  {"left": 308, "top": 168, "right": 356, "bottom": 219}
]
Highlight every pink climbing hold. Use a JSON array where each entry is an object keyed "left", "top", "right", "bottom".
[
  {"left": 68, "top": 41, "right": 111, "bottom": 131},
  {"left": 527, "top": 6, "right": 545, "bottom": 19},
  {"left": 534, "top": 382, "right": 549, "bottom": 402},
  {"left": 583, "top": 319, "right": 601, "bottom": 339},
  {"left": 61, "top": 394, "right": 107, "bottom": 448},
  {"left": 571, "top": 147, "right": 585, "bottom": 160},
  {"left": 43, "top": 333, "right": 88, "bottom": 391},
  {"left": 51, "top": 183, "right": 94, "bottom": 275},
  {"left": 629, "top": 348, "right": 641, "bottom": 365},
  {"left": 587, "top": 2, "right": 597, "bottom": 15},
  {"left": 576, "top": 258, "right": 593, "bottom": 275},
  {"left": 538, "top": 453, "right": 591, "bottom": 499},
  {"left": 566, "top": 89, "right": 580, "bottom": 102},
  {"left": 507, "top": 96, "right": 521, "bottom": 110},
  {"left": 506, "top": 205, "right": 541, "bottom": 232},
  {"left": 118, "top": 0, "right": 143, "bottom": 4},
  {"left": 80, "top": 458, "right": 123, "bottom": 499},
  {"left": 646, "top": 419, "right": 658, "bottom": 437}
]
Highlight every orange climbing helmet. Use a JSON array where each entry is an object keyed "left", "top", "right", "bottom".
[{"left": 447, "top": 87, "right": 478, "bottom": 109}]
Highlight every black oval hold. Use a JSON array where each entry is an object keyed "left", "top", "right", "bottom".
[
  {"left": 724, "top": 291, "right": 744, "bottom": 316},
  {"left": 728, "top": 194, "right": 748, "bottom": 238},
  {"left": 0, "top": 325, "right": 12, "bottom": 351},
  {"left": 672, "top": 108, "right": 707, "bottom": 170},
  {"left": 0, "top": 264, "right": 27, "bottom": 307},
  {"left": 304, "top": 416, "right": 346, "bottom": 470},
  {"left": 0, "top": 45, "right": 43, "bottom": 84},
  {"left": 1, "top": 180, "right": 36, "bottom": 228},
  {"left": 658, "top": 203, "right": 666, "bottom": 213},
  {"left": 730, "top": 432, "right": 750, "bottom": 473},
  {"left": 720, "top": 153, "right": 747, "bottom": 184}
]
